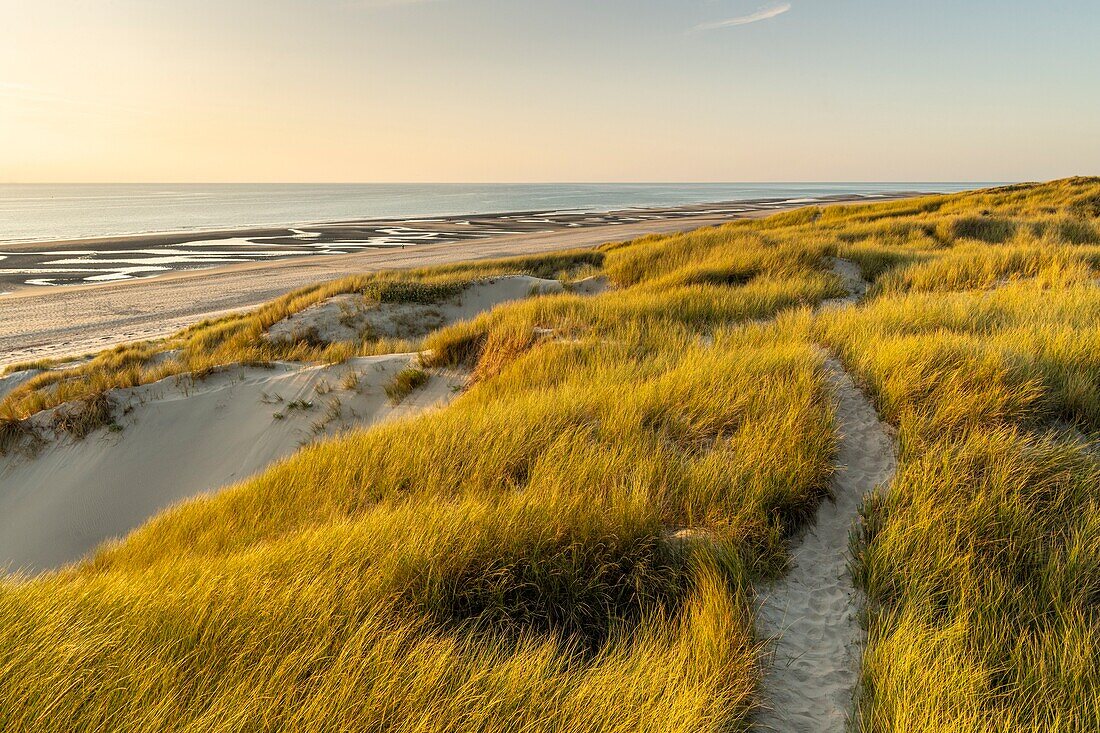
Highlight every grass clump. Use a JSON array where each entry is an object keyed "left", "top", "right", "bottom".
[
  {"left": 385, "top": 368, "right": 430, "bottom": 403},
  {"left": 49, "top": 392, "right": 115, "bottom": 440},
  {"left": 944, "top": 215, "right": 1018, "bottom": 243},
  {"left": 0, "top": 417, "right": 41, "bottom": 456},
  {"left": 340, "top": 370, "right": 361, "bottom": 392}
]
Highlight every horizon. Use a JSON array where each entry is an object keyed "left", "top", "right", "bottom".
[
  {"left": 0, "top": 179, "right": 1008, "bottom": 185},
  {"left": 3, "top": 1, "right": 1098, "bottom": 183}
]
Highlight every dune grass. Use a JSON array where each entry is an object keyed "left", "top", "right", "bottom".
[
  {"left": 815, "top": 178, "right": 1100, "bottom": 731},
  {"left": 0, "top": 210, "right": 848, "bottom": 730},
  {"left": 3, "top": 177, "right": 1100, "bottom": 729},
  {"left": 0, "top": 251, "right": 602, "bottom": 421},
  {"left": 384, "top": 367, "right": 430, "bottom": 403},
  {"left": 1, "top": 327, "right": 833, "bottom": 727}
]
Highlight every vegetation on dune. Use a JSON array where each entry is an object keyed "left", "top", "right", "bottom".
[
  {"left": 3, "top": 176, "right": 1100, "bottom": 729},
  {"left": 0, "top": 205, "right": 846, "bottom": 731},
  {"left": 0, "top": 250, "right": 603, "bottom": 421},
  {"left": 384, "top": 367, "right": 430, "bottom": 403},
  {"left": 820, "top": 307, "right": 1100, "bottom": 730},
  {"left": 815, "top": 177, "right": 1100, "bottom": 731}
]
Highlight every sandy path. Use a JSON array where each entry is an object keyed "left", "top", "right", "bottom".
[
  {"left": 753, "top": 360, "right": 896, "bottom": 731},
  {"left": 752, "top": 259, "right": 896, "bottom": 731},
  {"left": 827, "top": 257, "right": 869, "bottom": 302},
  {"left": 0, "top": 213, "right": 752, "bottom": 368}
]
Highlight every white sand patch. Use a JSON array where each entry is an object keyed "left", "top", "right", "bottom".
[
  {"left": 0, "top": 369, "right": 42, "bottom": 401},
  {"left": 0, "top": 354, "right": 465, "bottom": 573},
  {"left": 828, "top": 256, "right": 868, "bottom": 302},
  {"left": 567, "top": 275, "right": 611, "bottom": 295},
  {"left": 267, "top": 275, "right": 564, "bottom": 345}
]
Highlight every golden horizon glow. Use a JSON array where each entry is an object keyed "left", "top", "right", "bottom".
[{"left": 2, "top": 0, "right": 1098, "bottom": 183}]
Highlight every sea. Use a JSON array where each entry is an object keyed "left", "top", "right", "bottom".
[{"left": 0, "top": 182, "right": 994, "bottom": 245}]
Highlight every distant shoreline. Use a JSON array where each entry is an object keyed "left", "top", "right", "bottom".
[
  {"left": 0, "top": 193, "right": 928, "bottom": 367},
  {"left": 0, "top": 182, "right": 988, "bottom": 249},
  {"left": 0, "top": 192, "right": 930, "bottom": 291},
  {"left": 0, "top": 191, "right": 920, "bottom": 251}
]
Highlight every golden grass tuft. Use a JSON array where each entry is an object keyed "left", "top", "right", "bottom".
[{"left": 384, "top": 367, "right": 430, "bottom": 403}]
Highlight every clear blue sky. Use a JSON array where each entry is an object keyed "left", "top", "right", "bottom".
[{"left": 2, "top": 0, "right": 1098, "bottom": 182}]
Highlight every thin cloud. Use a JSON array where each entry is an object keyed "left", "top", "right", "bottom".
[
  {"left": 348, "top": 0, "right": 441, "bottom": 7},
  {"left": 0, "top": 82, "right": 150, "bottom": 118},
  {"left": 693, "top": 2, "right": 791, "bottom": 32}
]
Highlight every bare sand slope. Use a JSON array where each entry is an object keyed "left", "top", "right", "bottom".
[
  {"left": 268, "top": 275, "right": 563, "bottom": 344},
  {"left": 0, "top": 214, "right": 734, "bottom": 368},
  {"left": 0, "top": 354, "right": 462, "bottom": 573},
  {"left": 0, "top": 274, "right": 573, "bottom": 573},
  {"left": 0, "top": 368, "right": 42, "bottom": 401}
]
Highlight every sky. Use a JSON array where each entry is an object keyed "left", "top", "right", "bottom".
[{"left": 1, "top": 0, "right": 1098, "bottom": 183}]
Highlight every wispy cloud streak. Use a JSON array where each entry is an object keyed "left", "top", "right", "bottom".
[
  {"left": 693, "top": 2, "right": 791, "bottom": 32},
  {"left": 0, "top": 82, "right": 150, "bottom": 118},
  {"left": 348, "top": 0, "right": 441, "bottom": 7}
]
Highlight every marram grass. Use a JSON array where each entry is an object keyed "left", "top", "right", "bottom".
[{"left": 2, "top": 177, "right": 1100, "bottom": 730}]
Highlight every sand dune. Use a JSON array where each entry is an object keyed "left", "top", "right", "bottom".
[
  {"left": 0, "top": 355, "right": 464, "bottom": 574},
  {"left": 0, "top": 275, "right": 575, "bottom": 573},
  {"left": 268, "top": 275, "right": 563, "bottom": 344}
]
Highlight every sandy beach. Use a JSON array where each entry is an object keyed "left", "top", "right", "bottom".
[
  {"left": 0, "top": 196, "right": 900, "bottom": 367},
  {"left": 0, "top": 194, "right": 906, "bottom": 289}
]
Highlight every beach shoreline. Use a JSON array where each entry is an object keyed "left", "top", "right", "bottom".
[
  {"left": 0, "top": 192, "right": 914, "bottom": 252},
  {"left": 0, "top": 192, "right": 928, "bottom": 290},
  {"left": 0, "top": 194, "right": 917, "bottom": 368}
]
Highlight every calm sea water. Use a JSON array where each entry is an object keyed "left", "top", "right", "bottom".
[{"left": 0, "top": 183, "right": 993, "bottom": 244}]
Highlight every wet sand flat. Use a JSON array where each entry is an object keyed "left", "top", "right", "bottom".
[
  {"left": 0, "top": 196, "right": 914, "bottom": 368},
  {"left": 0, "top": 194, "right": 915, "bottom": 289},
  {"left": 0, "top": 212, "right": 726, "bottom": 367}
]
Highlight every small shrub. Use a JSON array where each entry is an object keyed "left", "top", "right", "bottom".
[{"left": 364, "top": 281, "right": 465, "bottom": 305}]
